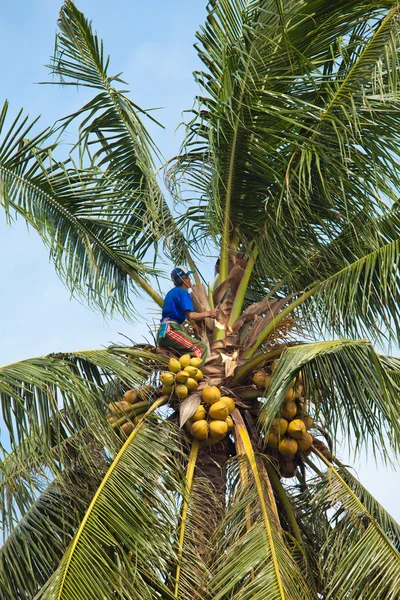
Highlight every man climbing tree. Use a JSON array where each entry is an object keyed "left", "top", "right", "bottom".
[{"left": 157, "top": 266, "right": 218, "bottom": 368}]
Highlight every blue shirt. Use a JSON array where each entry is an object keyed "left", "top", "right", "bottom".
[{"left": 161, "top": 286, "right": 194, "bottom": 324}]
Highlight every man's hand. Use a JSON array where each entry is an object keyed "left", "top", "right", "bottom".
[{"left": 207, "top": 309, "right": 219, "bottom": 319}]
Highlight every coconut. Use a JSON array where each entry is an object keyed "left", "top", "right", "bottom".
[
  {"left": 194, "top": 369, "right": 203, "bottom": 381},
  {"left": 190, "top": 420, "right": 209, "bottom": 440},
  {"left": 169, "top": 358, "right": 182, "bottom": 373},
  {"left": 190, "top": 357, "right": 203, "bottom": 369},
  {"left": 120, "top": 422, "right": 134, "bottom": 436},
  {"left": 185, "top": 366, "right": 199, "bottom": 378},
  {"left": 297, "top": 431, "right": 313, "bottom": 451},
  {"left": 253, "top": 371, "right": 270, "bottom": 389},
  {"left": 186, "top": 378, "right": 199, "bottom": 392},
  {"left": 287, "top": 419, "right": 307, "bottom": 439},
  {"left": 271, "top": 418, "right": 288, "bottom": 436},
  {"left": 284, "top": 388, "right": 295, "bottom": 403},
  {"left": 162, "top": 384, "right": 174, "bottom": 395},
  {"left": 184, "top": 418, "right": 193, "bottom": 432},
  {"left": 160, "top": 372, "right": 175, "bottom": 386},
  {"left": 209, "top": 420, "right": 228, "bottom": 440},
  {"left": 107, "top": 415, "right": 117, "bottom": 424},
  {"left": 123, "top": 390, "right": 138, "bottom": 404},
  {"left": 220, "top": 396, "right": 235, "bottom": 414},
  {"left": 108, "top": 400, "right": 131, "bottom": 415},
  {"left": 267, "top": 432, "right": 280, "bottom": 448},
  {"left": 302, "top": 414, "right": 314, "bottom": 430},
  {"left": 209, "top": 400, "right": 229, "bottom": 420},
  {"left": 226, "top": 416, "right": 234, "bottom": 431},
  {"left": 280, "top": 402, "right": 297, "bottom": 420},
  {"left": 202, "top": 386, "right": 221, "bottom": 404},
  {"left": 278, "top": 437, "right": 298, "bottom": 457},
  {"left": 176, "top": 370, "right": 190, "bottom": 384},
  {"left": 179, "top": 354, "right": 192, "bottom": 368},
  {"left": 176, "top": 384, "right": 189, "bottom": 399},
  {"left": 192, "top": 405, "right": 206, "bottom": 422}
]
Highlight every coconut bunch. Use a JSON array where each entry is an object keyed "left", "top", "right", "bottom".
[
  {"left": 160, "top": 354, "right": 204, "bottom": 400},
  {"left": 106, "top": 385, "right": 152, "bottom": 437},
  {"left": 185, "top": 386, "right": 235, "bottom": 444},
  {"left": 253, "top": 368, "right": 317, "bottom": 478}
]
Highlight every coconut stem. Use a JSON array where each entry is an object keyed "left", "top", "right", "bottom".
[
  {"left": 228, "top": 247, "right": 258, "bottom": 328},
  {"left": 232, "top": 347, "right": 285, "bottom": 385},
  {"left": 110, "top": 400, "right": 158, "bottom": 429}
]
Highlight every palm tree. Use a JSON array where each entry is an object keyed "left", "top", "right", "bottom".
[{"left": 1, "top": 0, "right": 400, "bottom": 597}]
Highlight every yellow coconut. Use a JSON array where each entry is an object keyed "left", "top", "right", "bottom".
[
  {"left": 284, "top": 388, "right": 295, "bottom": 403},
  {"left": 160, "top": 372, "right": 175, "bottom": 386},
  {"left": 107, "top": 415, "right": 117, "bottom": 424},
  {"left": 209, "top": 400, "right": 229, "bottom": 421},
  {"left": 185, "top": 366, "right": 199, "bottom": 378},
  {"left": 271, "top": 418, "right": 288, "bottom": 436},
  {"left": 202, "top": 386, "right": 221, "bottom": 404},
  {"left": 123, "top": 389, "right": 138, "bottom": 404},
  {"left": 162, "top": 384, "right": 174, "bottom": 395},
  {"left": 252, "top": 371, "right": 270, "bottom": 389},
  {"left": 194, "top": 369, "right": 203, "bottom": 381},
  {"left": 176, "top": 370, "right": 190, "bottom": 384},
  {"left": 302, "top": 414, "right": 314, "bottom": 430},
  {"left": 287, "top": 418, "right": 307, "bottom": 439},
  {"left": 280, "top": 402, "right": 297, "bottom": 420},
  {"left": 209, "top": 419, "right": 228, "bottom": 440},
  {"left": 184, "top": 418, "right": 193, "bottom": 432},
  {"left": 226, "top": 416, "right": 234, "bottom": 431},
  {"left": 179, "top": 354, "right": 192, "bottom": 368},
  {"left": 297, "top": 431, "right": 313, "bottom": 451},
  {"left": 190, "top": 357, "right": 203, "bottom": 369},
  {"left": 108, "top": 400, "right": 131, "bottom": 415},
  {"left": 220, "top": 396, "right": 235, "bottom": 414},
  {"left": 120, "top": 422, "right": 134, "bottom": 436},
  {"left": 186, "top": 378, "right": 199, "bottom": 392},
  {"left": 267, "top": 432, "right": 280, "bottom": 448},
  {"left": 192, "top": 405, "right": 206, "bottom": 422},
  {"left": 175, "top": 384, "right": 189, "bottom": 399},
  {"left": 190, "top": 420, "right": 209, "bottom": 440},
  {"left": 278, "top": 437, "right": 298, "bottom": 457},
  {"left": 169, "top": 358, "right": 182, "bottom": 374}
]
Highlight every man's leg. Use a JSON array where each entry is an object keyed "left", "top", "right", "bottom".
[{"left": 158, "top": 323, "right": 208, "bottom": 369}]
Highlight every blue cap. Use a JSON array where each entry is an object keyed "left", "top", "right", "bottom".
[{"left": 171, "top": 265, "right": 195, "bottom": 282}]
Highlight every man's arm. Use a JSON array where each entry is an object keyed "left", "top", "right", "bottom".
[{"left": 185, "top": 309, "right": 218, "bottom": 321}]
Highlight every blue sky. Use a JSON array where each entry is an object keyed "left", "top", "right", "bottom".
[{"left": 0, "top": 0, "right": 399, "bottom": 520}]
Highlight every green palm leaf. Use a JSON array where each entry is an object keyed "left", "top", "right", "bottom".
[
  {"left": 37, "top": 412, "right": 182, "bottom": 600},
  {"left": 260, "top": 340, "right": 400, "bottom": 460},
  {"left": 311, "top": 449, "right": 400, "bottom": 600},
  {"left": 0, "top": 434, "right": 107, "bottom": 600},
  {"left": 0, "top": 347, "right": 153, "bottom": 455},
  {"left": 206, "top": 414, "right": 316, "bottom": 600}
]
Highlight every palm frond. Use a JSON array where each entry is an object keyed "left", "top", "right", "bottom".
[
  {"left": 37, "top": 414, "right": 182, "bottom": 600},
  {"left": 0, "top": 434, "right": 107, "bottom": 600},
  {"left": 48, "top": 1, "right": 192, "bottom": 263},
  {"left": 311, "top": 449, "right": 400, "bottom": 600},
  {"left": 168, "top": 0, "right": 400, "bottom": 285},
  {"left": 206, "top": 413, "right": 316, "bottom": 600},
  {"left": 0, "top": 347, "right": 153, "bottom": 457},
  {"left": 260, "top": 340, "right": 400, "bottom": 461}
]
